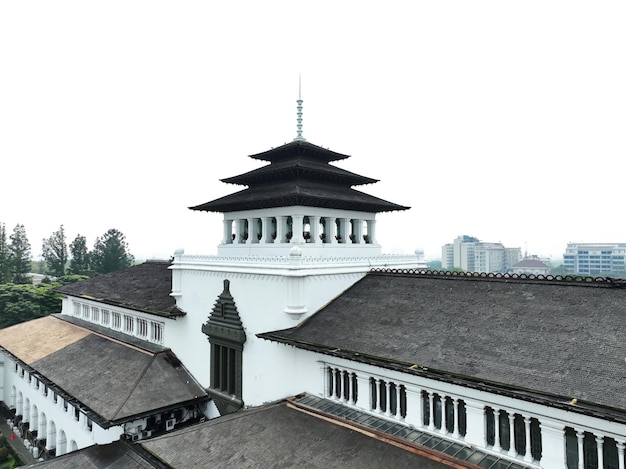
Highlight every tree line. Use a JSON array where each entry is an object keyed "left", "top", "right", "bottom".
[{"left": 0, "top": 223, "right": 135, "bottom": 283}]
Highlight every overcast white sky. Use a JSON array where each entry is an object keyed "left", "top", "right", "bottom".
[{"left": 1, "top": 1, "right": 625, "bottom": 262}]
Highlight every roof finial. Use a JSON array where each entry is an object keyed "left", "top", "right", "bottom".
[{"left": 293, "top": 74, "right": 306, "bottom": 142}]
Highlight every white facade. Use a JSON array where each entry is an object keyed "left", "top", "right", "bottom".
[
  {"left": 563, "top": 242, "right": 626, "bottom": 276},
  {"left": 0, "top": 355, "right": 123, "bottom": 458},
  {"left": 168, "top": 246, "right": 424, "bottom": 405},
  {"left": 442, "top": 235, "right": 522, "bottom": 273}
]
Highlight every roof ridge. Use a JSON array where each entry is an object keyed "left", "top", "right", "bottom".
[
  {"left": 369, "top": 268, "right": 626, "bottom": 287},
  {"left": 111, "top": 354, "right": 157, "bottom": 420}
]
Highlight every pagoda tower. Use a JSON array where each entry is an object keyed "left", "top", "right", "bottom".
[{"left": 190, "top": 90, "right": 411, "bottom": 258}]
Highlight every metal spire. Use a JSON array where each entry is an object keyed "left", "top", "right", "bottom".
[{"left": 293, "top": 74, "right": 306, "bottom": 142}]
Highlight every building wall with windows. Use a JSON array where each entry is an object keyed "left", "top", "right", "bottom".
[
  {"left": 442, "top": 236, "right": 521, "bottom": 273},
  {"left": 0, "top": 355, "right": 123, "bottom": 457},
  {"left": 269, "top": 347, "right": 626, "bottom": 469},
  {"left": 563, "top": 242, "right": 626, "bottom": 276}
]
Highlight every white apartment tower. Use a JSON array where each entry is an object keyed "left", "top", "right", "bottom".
[{"left": 442, "top": 235, "right": 521, "bottom": 273}]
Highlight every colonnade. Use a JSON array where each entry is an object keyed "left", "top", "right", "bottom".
[{"left": 223, "top": 215, "right": 376, "bottom": 245}]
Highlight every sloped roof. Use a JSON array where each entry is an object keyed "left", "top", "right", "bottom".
[
  {"left": 24, "top": 441, "right": 158, "bottom": 469},
  {"left": 259, "top": 271, "right": 626, "bottom": 419},
  {"left": 190, "top": 140, "right": 409, "bottom": 214},
  {"left": 512, "top": 258, "right": 549, "bottom": 269},
  {"left": 56, "top": 261, "right": 184, "bottom": 318},
  {"left": 140, "top": 401, "right": 450, "bottom": 468},
  {"left": 221, "top": 156, "right": 377, "bottom": 186},
  {"left": 191, "top": 179, "right": 409, "bottom": 213},
  {"left": 0, "top": 316, "right": 207, "bottom": 427},
  {"left": 248, "top": 140, "right": 350, "bottom": 163}
]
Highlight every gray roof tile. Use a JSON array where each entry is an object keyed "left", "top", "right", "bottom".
[{"left": 260, "top": 271, "right": 626, "bottom": 415}]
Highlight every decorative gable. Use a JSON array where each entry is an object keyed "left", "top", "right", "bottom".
[{"left": 201, "top": 279, "right": 246, "bottom": 346}]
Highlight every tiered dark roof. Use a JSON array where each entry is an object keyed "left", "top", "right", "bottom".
[
  {"left": 259, "top": 270, "right": 626, "bottom": 422},
  {"left": 190, "top": 140, "right": 409, "bottom": 213}
]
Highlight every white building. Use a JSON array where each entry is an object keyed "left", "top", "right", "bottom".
[
  {"left": 442, "top": 235, "right": 522, "bottom": 273},
  {"left": 0, "top": 104, "right": 624, "bottom": 468},
  {"left": 563, "top": 242, "right": 626, "bottom": 276},
  {"left": 511, "top": 257, "right": 551, "bottom": 276}
]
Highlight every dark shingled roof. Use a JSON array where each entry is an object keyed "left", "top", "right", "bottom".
[
  {"left": 259, "top": 271, "right": 626, "bottom": 420},
  {"left": 221, "top": 156, "right": 378, "bottom": 186},
  {"left": 24, "top": 441, "right": 159, "bottom": 469},
  {"left": 140, "top": 402, "right": 450, "bottom": 468},
  {"left": 248, "top": 140, "right": 350, "bottom": 163},
  {"left": 0, "top": 316, "right": 207, "bottom": 427},
  {"left": 56, "top": 261, "right": 184, "bottom": 318},
  {"left": 190, "top": 140, "right": 409, "bottom": 214}
]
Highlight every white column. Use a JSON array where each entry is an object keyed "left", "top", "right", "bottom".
[
  {"left": 309, "top": 216, "right": 320, "bottom": 243},
  {"left": 235, "top": 219, "right": 246, "bottom": 244},
  {"left": 222, "top": 219, "right": 233, "bottom": 244},
  {"left": 260, "top": 216, "right": 272, "bottom": 243},
  {"left": 340, "top": 218, "right": 350, "bottom": 243},
  {"left": 355, "top": 374, "right": 369, "bottom": 410},
  {"left": 540, "top": 420, "right": 567, "bottom": 469},
  {"left": 366, "top": 219, "right": 376, "bottom": 244},
  {"left": 353, "top": 219, "right": 363, "bottom": 244},
  {"left": 616, "top": 439, "right": 625, "bottom": 469},
  {"left": 320, "top": 363, "right": 328, "bottom": 398},
  {"left": 329, "top": 217, "right": 338, "bottom": 244},
  {"left": 452, "top": 398, "right": 459, "bottom": 438},
  {"left": 524, "top": 416, "right": 533, "bottom": 462},
  {"left": 291, "top": 215, "right": 304, "bottom": 244},
  {"left": 395, "top": 385, "right": 403, "bottom": 420},
  {"left": 463, "top": 400, "right": 486, "bottom": 448},
  {"left": 576, "top": 430, "right": 585, "bottom": 469},
  {"left": 427, "top": 392, "right": 435, "bottom": 431},
  {"left": 493, "top": 409, "right": 501, "bottom": 452},
  {"left": 596, "top": 435, "right": 604, "bottom": 469},
  {"left": 348, "top": 372, "right": 355, "bottom": 404},
  {"left": 276, "top": 216, "right": 287, "bottom": 243},
  {"left": 508, "top": 413, "right": 516, "bottom": 456},
  {"left": 404, "top": 387, "right": 421, "bottom": 428}
]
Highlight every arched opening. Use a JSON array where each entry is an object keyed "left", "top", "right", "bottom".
[
  {"left": 10, "top": 385, "right": 16, "bottom": 409},
  {"left": 47, "top": 420, "right": 57, "bottom": 450},
  {"left": 39, "top": 412, "right": 47, "bottom": 446},
  {"left": 16, "top": 391, "right": 23, "bottom": 417},
  {"left": 57, "top": 429, "right": 67, "bottom": 456},
  {"left": 303, "top": 217, "right": 311, "bottom": 243},
  {"left": 270, "top": 217, "right": 277, "bottom": 242},
  {"left": 362, "top": 220, "right": 369, "bottom": 243},
  {"left": 31, "top": 405, "right": 39, "bottom": 438},
  {"left": 24, "top": 397, "right": 30, "bottom": 423},
  {"left": 286, "top": 216, "right": 293, "bottom": 242},
  {"left": 69, "top": 440, "right": 78, "bottom": 453},
  {"left": 319, "top": 218, "right": 328, "bottom": 243}
]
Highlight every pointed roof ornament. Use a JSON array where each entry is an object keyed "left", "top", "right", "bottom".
[{"left": 293, "top": 74, "right": 306, "bottom": 142}]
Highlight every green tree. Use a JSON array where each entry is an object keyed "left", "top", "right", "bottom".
[
  {"left": 91, "top": 228, "right": 134, "bottom": 274},
  {"left": 69, "top": 234, "right": 91, "bottom": 275},
  {"left": 0, "top": 281, "right": 66, "bottom": 329},
  {"left": 9, "top": 224, "right": 31, "bottom": 284},
  {"left": 0, "top": 223, "right": 11, "bottom": 283},
  {"left": 42, "top": 225, "right": 68, "bottom": 277}
]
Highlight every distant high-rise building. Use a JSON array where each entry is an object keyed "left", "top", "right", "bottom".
[
  {"left": 563, "top": 242, "right": 626, "bottom": 276},
  {"left": 441, "top": 235, "right": 521, "bottom": 273}
]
